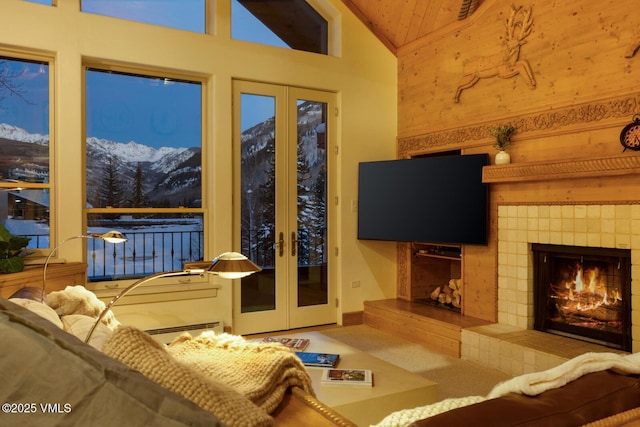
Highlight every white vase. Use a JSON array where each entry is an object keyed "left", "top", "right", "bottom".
[{"left": 495, "top": 150, "right": 511, "bottom": 165}]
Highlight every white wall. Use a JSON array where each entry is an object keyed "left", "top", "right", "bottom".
[{"left": 0, "top": 0, "right": 398, "bottom": 325}]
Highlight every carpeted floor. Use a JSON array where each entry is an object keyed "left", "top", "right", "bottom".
[{"left": 321, "top": 324, "right": 511, "bottom": 400}]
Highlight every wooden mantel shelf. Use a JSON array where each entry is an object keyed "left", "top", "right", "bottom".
[{"left": 482, "top": 154, "right": 640, "bottom": 183}]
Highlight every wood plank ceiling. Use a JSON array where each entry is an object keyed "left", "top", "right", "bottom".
[{"left": 340, "top": 0, "right": 478, "bottom": 54}]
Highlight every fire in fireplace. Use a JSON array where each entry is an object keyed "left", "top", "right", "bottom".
[{"left": 532, "top": 243, "right": 631, "bottom": 351}]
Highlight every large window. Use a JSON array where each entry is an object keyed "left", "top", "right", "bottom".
[
  {"left": 0, "top": 56, "right": 51, "bottom": 250},
  {"left": 85, "top": 68, "right": 203, "bottom": 281},
  {"left": 232, "top": 0, "right": 328, "bottom": 54},
  {"left": 81, "top": 0, "right": 206, "bottom": 33}
]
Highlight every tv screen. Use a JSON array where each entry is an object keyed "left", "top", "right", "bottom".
[{"left": 357, "top": 154, "right": 489, "bottom": 245}]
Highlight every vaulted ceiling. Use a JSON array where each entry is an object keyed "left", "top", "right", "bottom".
[{"left": 340, "top": 0, "right": 479, "bottom": 54}]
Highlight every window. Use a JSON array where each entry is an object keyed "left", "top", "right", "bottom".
[
  {"left": 232, "top": 0, "right": 328, "bottom": 54},
  {"left": 85, "top": 68, "right": 203, "bottom": 281},
  {"left": 24, "top": 0, "right": 52, "bottom": 5},
  {"left": 0, "top": 56, "right": 51, "bottom": 250},
  {"left": 81, "top": 0, "right": 206, "bottom": 33}
]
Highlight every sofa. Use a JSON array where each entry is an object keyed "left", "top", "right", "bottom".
[
  {"left": 408, "top": 369, "right": 640, "bottom": 427},
  {"left": 5, "top": 285, "right": 640, "bottom": 427},
  {"left": 0, "top": 294, "right": 356, "bottom": 426}
]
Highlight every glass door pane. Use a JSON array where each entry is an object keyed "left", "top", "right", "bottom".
[
  {"left": 296, "top": 100, "right": 328, "bottom": 307},
  {"left": 239, "top": 93, "right": 277, "bottom": 313}
]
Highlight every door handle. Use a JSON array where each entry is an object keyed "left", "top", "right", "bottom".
[
  {"left": 278, "top": 232, "right": 284, "bottom": 257},
  {"left": 291, "top": 232, "right": 298, "bottom": 256}
]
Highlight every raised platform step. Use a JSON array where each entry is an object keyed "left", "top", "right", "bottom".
[
  {"left": 462, "top": 323, "right": 628, "bottom": 376},
  {"left": 363, "top": 299, "right": 490, "bottom": 358}
]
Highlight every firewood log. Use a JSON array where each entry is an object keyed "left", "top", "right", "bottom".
[{"left": 452, "top": 294, "right": 461, "bottom": 308}]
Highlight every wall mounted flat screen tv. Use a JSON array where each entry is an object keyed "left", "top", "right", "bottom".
[{"left": 357, "top": 154, "right": 489, "bottom": 245}]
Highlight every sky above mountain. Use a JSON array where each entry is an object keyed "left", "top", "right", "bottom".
[{"left": 10, "top": 0, "right": 288, "bottom": 147}]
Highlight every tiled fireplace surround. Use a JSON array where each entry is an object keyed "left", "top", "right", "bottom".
[{"left": 461, "top": 204, "right": 639, "bottom": 376}]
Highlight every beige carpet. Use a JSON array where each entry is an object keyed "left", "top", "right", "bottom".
[{"left": 320, "top": 324, "right": 511, "bottom": 400}]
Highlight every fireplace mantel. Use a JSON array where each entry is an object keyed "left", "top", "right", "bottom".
[{"left": 482, "top": 154, "right": 640, "bottom": 183}]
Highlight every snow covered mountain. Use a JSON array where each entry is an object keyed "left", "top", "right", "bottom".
[{"left": 0, "top": 124, "right": 201, "bottom": 208}]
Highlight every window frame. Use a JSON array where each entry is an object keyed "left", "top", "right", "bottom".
[
  {"left": 0, "top": 49, "right": 54, "bottom": 257},
  {"left": 82, "top": 60, "right": 209, "bottom": 281},
  {"left": 80, "top": 0, "right": 208, "bottom": 34},
  {"left": 231, "top": 0, "right": 340, "bottom": 57}
]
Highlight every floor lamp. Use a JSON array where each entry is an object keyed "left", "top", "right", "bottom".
[
  {"left": 42, "top": 231, "right": 127, "bottom": 302},
  {"left": 84, "top": 252, "right": 261, "bottom": 343}
]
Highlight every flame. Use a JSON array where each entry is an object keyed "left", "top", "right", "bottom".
[{"left": 561, "top": 263, "right": 617, "bottom": 312}]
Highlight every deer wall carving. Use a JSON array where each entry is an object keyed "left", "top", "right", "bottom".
[{"left": 454, "top": 6, "right": 536, "bottom": 103}]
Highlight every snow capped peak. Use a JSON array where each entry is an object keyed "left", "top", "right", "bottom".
[
  {"left": 0, "top": 123, "right": 48, "bottom": 144},
  {"left": 85, "top": 136, "right": 188, "bottom": 163}
]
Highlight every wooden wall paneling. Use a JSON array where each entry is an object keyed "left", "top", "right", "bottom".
[
  {"left": 395, "top": 1, "right": 640, "bottom": 328},
  {"left": 397, "top": 1, "right": 639, "bottom": 138},
  {"left": 397, "top": 242, "right": 411, "bottom": 300}
]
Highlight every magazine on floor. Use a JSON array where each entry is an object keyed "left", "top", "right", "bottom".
[
  {"left": 295, "top": 352, "right": 340, "bottom": 368},
  {"left": 261, "top": 337, "right": 310, "bottom": 351},
  {"left": 320, "top": 368, "right": 373, "bottom": 387}
]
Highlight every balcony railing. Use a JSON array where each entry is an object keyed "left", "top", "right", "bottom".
[
  {"left": 23, "top": 230, "right": 204, "bottom": 281},
  {"left": 25, "top": 225, "right": 326, "bottom": 281}
]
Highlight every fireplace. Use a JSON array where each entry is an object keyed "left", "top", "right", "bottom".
[{"left": 532, "top": 243, "right": 632, "bottom": 351}]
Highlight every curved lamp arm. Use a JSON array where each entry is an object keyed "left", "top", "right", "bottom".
[
  {"left": 85, "top": 269, "right": 204, "bottom": 343},
  {"left": 42, "top": 231, "right": 127, "bottom": 303},
  {"left": 84, "top": 251, "right": 260, "bottom": 343}
]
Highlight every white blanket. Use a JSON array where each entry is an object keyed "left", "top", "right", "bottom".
[
  {"left": 373, "top": 351, "right": 640, "bottom": 427},
  {"left": 487, "top": 351, "right": 640, "bottom": 398}
]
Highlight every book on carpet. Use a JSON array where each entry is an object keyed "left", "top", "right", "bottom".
[
  {"left": 320, "top": 368, "right": 373, "bottom": 387},
  {"left": 261, "top": 337, "right": 310, "bottom": 351},
  {"left": 295, "top": 351, "right": 340, "bottom": 368}
]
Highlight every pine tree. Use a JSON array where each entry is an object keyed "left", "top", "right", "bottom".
[
  {"left": 131, "top": 163, "right": 146, "bottom": 207},
  {"left": 310, "top": 165, "right": 327, "bottom": 265},
  {"left": 256, "top": 136, "right": 276, "bottom": 267},
  {"left": 100, "top": 156, "right": 124, "bottom": 208},
  {"left": 296, "top": 146, "right": 312, "bottom": 265}
]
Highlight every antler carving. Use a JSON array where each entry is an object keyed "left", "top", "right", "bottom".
[
  {"left": 454, "top": 5, "right": 536, "bottom": 103},
  {"left": 625, "top": 30, "right": 640, "bottom": 58}
]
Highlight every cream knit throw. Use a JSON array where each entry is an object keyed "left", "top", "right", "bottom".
[
  {"left": 167, "top": 331, "right": 315, "bottom": 414},
  {"left": 371, "top": 396, "right": 486, "bottom": 427},
  {"left": 103, "top": 326, "right": 273, "bottom": 427}
]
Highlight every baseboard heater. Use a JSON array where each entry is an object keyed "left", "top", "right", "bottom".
[{"left": 146, "top": 320, "right": 223, "bottom": 344}]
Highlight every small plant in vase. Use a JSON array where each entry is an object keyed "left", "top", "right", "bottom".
[{"left": 489, "top": 124, "right": 515, "bottom": 165}]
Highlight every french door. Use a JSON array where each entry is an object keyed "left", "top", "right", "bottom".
[{"left": 232, "top": 80, "right": 336, "bottom": 335}]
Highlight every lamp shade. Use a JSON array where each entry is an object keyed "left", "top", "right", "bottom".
[
  {"left": 98, "top": 230, "right": 127, "bottom": 243},
  {"left": 207, "top": 252, "right": 261, "bottom": 279},
  {"left": 85, "top": 252, "right": 260, "bottom": 343}
]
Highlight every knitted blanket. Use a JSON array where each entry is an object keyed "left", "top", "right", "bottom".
[
  {"left": 103, "top": 326, "right": 274, "bottom": 427},
  {"left": 167, "top": 331, "right": 315, "bottom": 414}
]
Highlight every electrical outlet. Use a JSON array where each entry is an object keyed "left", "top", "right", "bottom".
[
  {"left": 351, "top": 280, "right": 361, "bottom": 288},
  {"left": 351, "top": 199, "right": 358, "bottom": 213}
]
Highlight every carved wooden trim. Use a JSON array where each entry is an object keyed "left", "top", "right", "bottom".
[
  {"left": 398, "top": 93, "right": 640, "bottom": 157},
  {"left": 290, "top": 387, "right": 358, "bottom": 427},
  {"left": 397, "top": 242, "right": 409, "bottom": 299},
  {"left": 482, "top": 153, "right": 640, "bottom": 183}
]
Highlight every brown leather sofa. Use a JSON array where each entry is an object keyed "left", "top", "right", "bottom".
[{"left": 409, "top": 369, "right": 640, "bottom": 427}]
